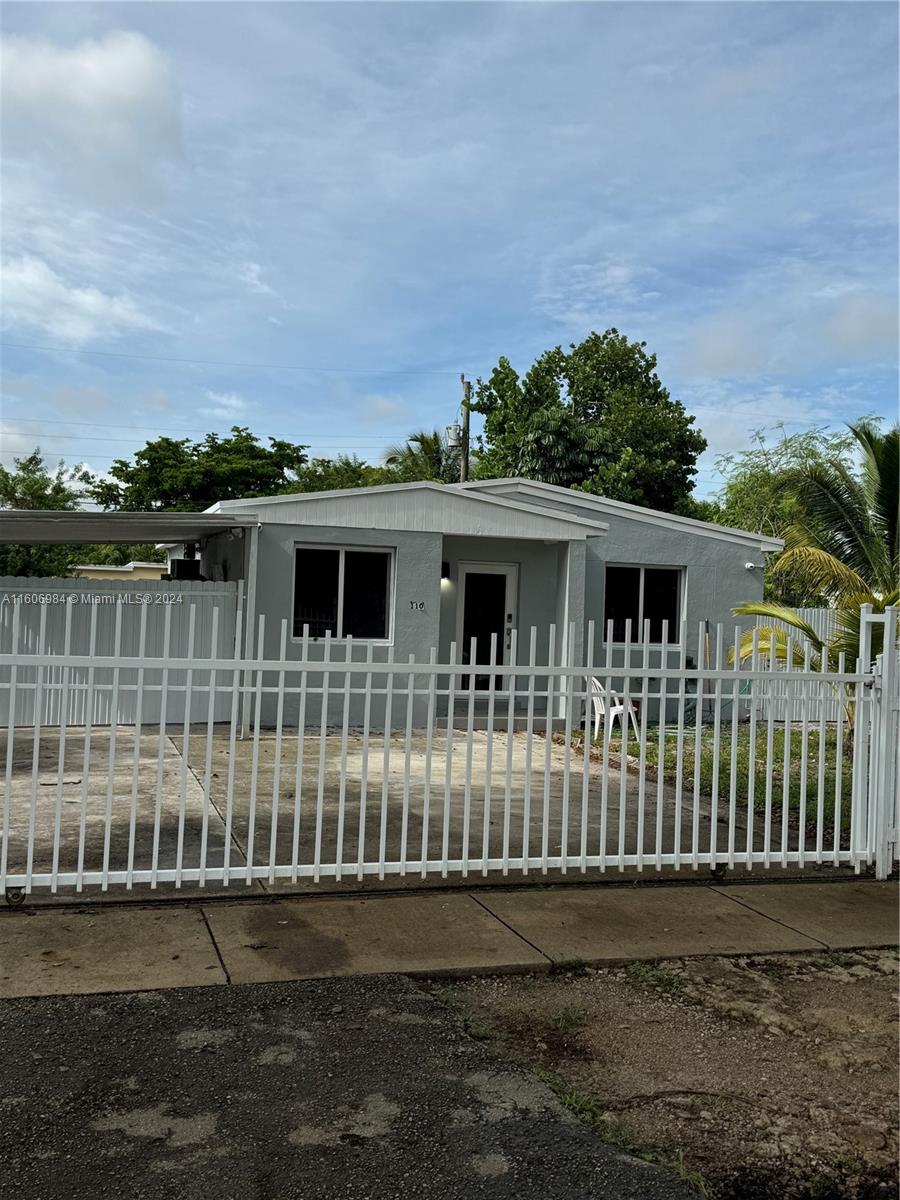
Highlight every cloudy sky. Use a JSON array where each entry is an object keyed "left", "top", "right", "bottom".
[{"left": 1, "top": 1, "right": 897, "bottom": 498}]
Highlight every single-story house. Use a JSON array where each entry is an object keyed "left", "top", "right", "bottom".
[
  {"left": 0, "top": 482, "right": 782, "bottom": 726},
  {"left": 195, "top": 478, "right": 782, "bottom": 718}
]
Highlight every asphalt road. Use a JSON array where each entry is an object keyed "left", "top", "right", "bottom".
[{"left": 0, "top": 974, "right": 694, "bottom": 1200}]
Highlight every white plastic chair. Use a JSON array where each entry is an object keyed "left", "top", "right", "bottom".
[{"left": 589, "top": 678, "right": 640, "bottom": 741}]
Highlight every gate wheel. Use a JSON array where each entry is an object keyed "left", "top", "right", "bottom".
[
  {"left": 709, "top": 865, "right": 727, "bottom": 881},
  {"left": 4, "top": 887, "right": 25, "bottom": 908}
]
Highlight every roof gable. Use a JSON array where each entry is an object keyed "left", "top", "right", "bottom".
[
  {"left": 211, "top": 481, "right": 606, "bottom": 541},
  {"left": 458, "top": 479, "right": 783, "bottom": 551}
]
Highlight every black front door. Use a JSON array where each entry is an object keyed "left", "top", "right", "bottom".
[{"left": 461, "top": 571, "right": 507, "bottom": 689}]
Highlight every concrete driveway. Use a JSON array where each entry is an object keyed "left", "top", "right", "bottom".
[
  {"left": 0, "top": 972, "right": 694, "bottom": 1200},
  {"left": 9, "top": 717, "right": 851, "bottom": 904},
  {"left": 2, "top": 724, "right": 729, "bottom": 898}
]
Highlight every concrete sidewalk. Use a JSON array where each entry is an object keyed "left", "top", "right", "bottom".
[{"left": 0, "top": 879, "right": 896, "bottom": 999}]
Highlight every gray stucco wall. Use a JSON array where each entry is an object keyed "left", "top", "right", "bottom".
[
  {"left": 585, "top": 513, "right": 766, "bottom": 667},
  {"left": 198, "top": 510, "right": 766, "bottom": 730},
  {"left": 229, "top": 523, "right": 442, "bottom": 726}
]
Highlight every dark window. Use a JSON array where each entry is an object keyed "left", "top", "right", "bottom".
[
  {"left": 643, "top": 568, "right": 680, "bottom": 642},
  {"left": 603, "top": 565, "right": 640, "bottom": 642},
  {"left": 293, "top": 548, "right": 339, "bottom": 638},
  {"left": 343, "top": 551, "right": 390, "bottom": 639},
  {"left": 603, "top": 564, "right": 681, "bottom": 643},
  {"left": 293, "top": 546, "right": 393, "bottom": 640}
]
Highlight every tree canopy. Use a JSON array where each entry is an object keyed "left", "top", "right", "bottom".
[
  {"left": 84, "top": 427, "right": 311, "bottom": 512},
  {"left": 0, "top": 450, "right": 163, "bottom": 577},
  {"left": 706, "top": 424, "right": 860, "bottom": 605},
  {"left": 471, "top": 329, "right": 706, "bottom": 511},
  {"left": 734, "top": 419, "right": 899, "bottom": 671}
]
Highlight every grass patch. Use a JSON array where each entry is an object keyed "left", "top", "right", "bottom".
[
  {"left": 624, "top": 961, "right": 694, "bottom": 1001},
  {"left": 592, "top": 725, "right": 853, "bottom": 832},
  {"left": 537, "top": 1069, "right": 712, "bottom": 1196},
  {"left": 547, "top": 1004, "right": 588, "bottom": 1031}
]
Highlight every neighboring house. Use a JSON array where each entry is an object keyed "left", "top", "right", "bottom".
[{"left": 73, "top": 561, "right": 166, "bottom": 581}]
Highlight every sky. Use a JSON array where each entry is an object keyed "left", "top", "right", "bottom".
[{"left": 1, "top": 1, "right": 897, "bottom": 500}]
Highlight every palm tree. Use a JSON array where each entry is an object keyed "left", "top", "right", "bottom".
[
  {"left": 384, "top": 429, "right": 460, "bottom": 484},
  {"left": 733, "top": 419, "right": 899, "bottom": 672}
]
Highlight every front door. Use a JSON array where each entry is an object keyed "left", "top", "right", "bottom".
[{"left": 457, "top": 562, "right": 519, "bottom": 688}]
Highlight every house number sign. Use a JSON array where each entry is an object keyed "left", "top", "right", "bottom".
[{"left": 409, "top": 600, "right": 426, "bottom": 610}]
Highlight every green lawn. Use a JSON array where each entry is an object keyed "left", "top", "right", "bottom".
[{"left": 585, "top": 724, "right": 855, "bottom": 832}]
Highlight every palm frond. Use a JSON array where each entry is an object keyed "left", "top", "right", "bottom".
[
  {"left": 797, "top": 460, "right": 893, "bottom": 590},
  {"left": 732, "top": 601, "right": 828, "bottom": 652},
  {"left": 732, "top": 624, "right": 822, "bottom": 668},
  {"left": 771, "top": 544, "right": 869, "bottom": 601}
]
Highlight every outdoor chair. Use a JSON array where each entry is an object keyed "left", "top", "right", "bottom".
[{"left": 588, "top": 678, "right": 641, "bottom": 741}]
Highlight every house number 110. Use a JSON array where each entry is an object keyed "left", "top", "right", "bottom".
[{"left": 409, "top": 600, "right": 426, "bottom": 610}]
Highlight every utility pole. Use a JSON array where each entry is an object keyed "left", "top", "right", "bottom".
[{"left": 459, "top": 373, "right": 471, "bottom": 483}]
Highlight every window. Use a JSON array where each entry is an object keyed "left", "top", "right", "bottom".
[
  {"left": 603, "top": 564, "right": 681, "bottom": 643},
  {"left": 293, "top": 545, "right": 393, "bottom": 640}
]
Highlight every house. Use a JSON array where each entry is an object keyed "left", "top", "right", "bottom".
[
  {"left": 0, "top": 483, "right": 782, "bottom": 727},
  {"left": 197, "top": 478, "right": 782, "bottom": 721}
]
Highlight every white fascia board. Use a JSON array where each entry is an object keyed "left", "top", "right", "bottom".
[
  {"left": 458, "top": 479, "right": 783, "bottom": 552},
  {"left": 209, "top": 481, "right": 606, "bottom": 537}
]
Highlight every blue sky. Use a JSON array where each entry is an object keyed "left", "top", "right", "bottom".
[{"left": 1, "top": 1, "right": 897, "bottom": 499}]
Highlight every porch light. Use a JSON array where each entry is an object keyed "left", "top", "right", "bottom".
[{"left": 441, "top": 560, "right": 451, "bottom": 580}]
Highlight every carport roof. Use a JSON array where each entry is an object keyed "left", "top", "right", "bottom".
[{"left": 0, "top": 510, "right": 259, "bottom": 544}]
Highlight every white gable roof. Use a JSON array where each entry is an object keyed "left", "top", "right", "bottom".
[
  {"left": 457, "top": 478, "right": 783, "bottom": 552},
  {"left": 208, "top": 480, "right": 607, "bottom": 542}
]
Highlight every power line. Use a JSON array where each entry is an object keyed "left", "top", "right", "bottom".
[
  {"left": 0, "top": 414, "right": 409, "bottom": 438},
  {"left": 0, "top": 431, "right": 407, "bottom": 447},
  {"left": 0, "top": 341, "right": 471, "bottom": 377}
]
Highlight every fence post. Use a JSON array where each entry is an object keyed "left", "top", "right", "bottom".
[{"left": 872, "top": 607, "right": 899, "bottom": 880}]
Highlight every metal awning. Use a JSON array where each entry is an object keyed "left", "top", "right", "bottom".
[{"left": 0, "top": 510, "right": 259, "bottom": 544}]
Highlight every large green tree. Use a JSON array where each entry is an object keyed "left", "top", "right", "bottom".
[
  {"left": 0, "top": 450, "right": 84, "bottom": 576},
  {"left": 471, "top": 329, "right": 706, "bottom": 511},
  {"left": 293, "top": 455, "right": 396, "bottom": 492},
  {"left": 0, "top": 449, "right": 166, "bottom": 576},
  {"left": 85, "top": 426, "right": 310, "bottom": 511}
]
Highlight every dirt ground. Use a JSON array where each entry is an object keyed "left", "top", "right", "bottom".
[{"left": 439, "top": 949, "right": 899, "bottom": 1200}]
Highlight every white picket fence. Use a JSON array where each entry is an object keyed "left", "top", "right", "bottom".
[
  {"left": 0, "top": 604, "right": 897, "bottom": 896},
  {"left": 754, "top": 607, "right": 841, "bottom": 721},
  {"left": 0, "top": 578, "right": 241, "bottom": 726}
]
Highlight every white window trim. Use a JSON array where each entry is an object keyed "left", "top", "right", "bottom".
[
  {"left": 602, "top": 562, "right": 685, "bottom": 645},
  {"left": 292, "top": 543, "right": 396, "bottom": 644}
]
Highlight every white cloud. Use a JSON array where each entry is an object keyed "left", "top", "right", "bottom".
[
  {"left": 236, "top": 262, "right": 275, "bottom": 297},
  {"left": 200, "top": 390, "right": 248, "bottom": 419},
  {"left": 0, "top": 255, "right": 163, "bottom": 343},
  {"left": 536, "top": 256, "right": 660, "bottom": 326},
  {"left": 0, "top": 31, "right": 181, "bottom": 201},
  {"left": 679, "top": 276, "right": 898, "bottom": 379}
]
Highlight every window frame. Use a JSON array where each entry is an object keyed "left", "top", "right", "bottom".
[
  {"left": 292, "top": 542, "right": 396, "bottom": 644},
  {"left": 602, "top": 562, "right": 685, "bottom": 645}
]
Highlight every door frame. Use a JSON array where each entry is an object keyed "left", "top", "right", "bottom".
[{"left": 455, "top": 560, "right": 519, "bottom": 664}]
